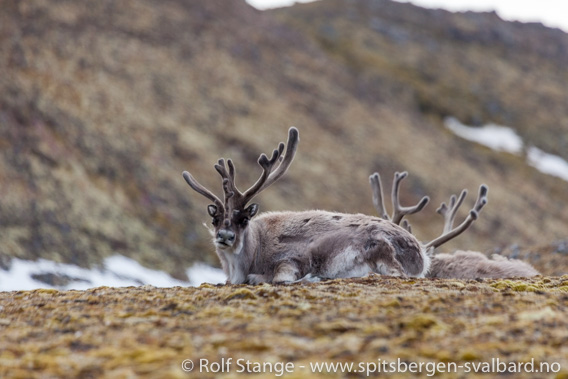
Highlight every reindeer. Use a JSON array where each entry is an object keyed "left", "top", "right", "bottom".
[
  {"left": 368, "top": 172, "right": 539, "bottom": 278},
  {"left": 428, "top": 250, "right": 539, "bottom": 278},
  {"left": 182, "top": 127, "right": 431, "bottom": 284}
]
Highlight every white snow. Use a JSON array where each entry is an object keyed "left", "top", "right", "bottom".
[
  {"left": 0, "top": 255, "right": 226, "bottom": 292},
  {"left": 444, "top": 117, "right": 524, "bottom": 154},
  {"left": 445, "top": 117, "right": 568, "bottom": 183},
  {"left": 527, "top": 146, "right": 568, "bottom": 182}
]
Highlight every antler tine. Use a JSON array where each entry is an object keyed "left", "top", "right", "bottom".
[
  {"left": 425, "top": 184, "right": 489, "bottom": 249},
  {"left": 214, "top": 158, "right": 229, "bottom": 179},
  {"left": 239, "top": 126, "right": 300, "bottom": 207},
  {"left": 391, "top": 171, "right": 430, "bottom": 225},
  {"left": 436, "top": 190, "right": 467, "bottom": 234},
  {"left": 369, "top": 172, "right": 390, "bottom": 220},
  {"left": 474, "top": 184, "right": 489, "bottom": 212},
  {"left": 256, "top": 127, "right": 299, "bottom": 191},
  {"left": 401, "top": 219, "right": 412, "bottom": 233},
  {"left": 214, "top": 158, "right": 233, "bottom": 192},
  {"left": 241, "top": 143, "right": 284, "bottom": 198},
  {"left": 182, "top": 171, "right": 223, "bottom": 209},
  {"left": 214, "top": 158, "right": 242, "bottom": 211}
]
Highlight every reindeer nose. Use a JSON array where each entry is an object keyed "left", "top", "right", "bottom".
[{"left": 217, "top": 229, "right": 235, "bottom": 243}]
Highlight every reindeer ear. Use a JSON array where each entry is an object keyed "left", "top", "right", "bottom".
[
  {"left": 245, "top": 203, "right": 259, "bottom": 218},
  {"left": 207, "top": 204, "right": 218, "bottom": 217}
]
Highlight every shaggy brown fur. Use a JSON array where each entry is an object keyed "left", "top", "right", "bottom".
[
  {"left": 212, "top": 210, "right": 430, "bottom": 284},
  {"left": 428, "top": 250, "right": 540, "bottom": 279},
  {"left": 184, "top": 128, "right": 431, "bottom": 284}
]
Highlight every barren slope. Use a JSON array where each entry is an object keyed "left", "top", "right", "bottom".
[{"left": 0, "top": 0, "right": 567, "bottom": 279}]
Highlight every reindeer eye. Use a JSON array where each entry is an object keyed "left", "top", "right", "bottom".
[
  {"left": 212, "top": 217, "right": 220, "bottom": 227},
  {"left": 240, "top": 218, "right": 249, "bottom": 226}
]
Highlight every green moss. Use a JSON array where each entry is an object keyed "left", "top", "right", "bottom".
[
  {"left": 511, "top": 283, "right": 540, "bottom": 292},
  {"left": 1, "top": 276, "right": 568, "bottom": 377},
  {"left": 490, "top": 280, "right": 543, "bottom": 292},
  {"left": 460, "top": 350, "right": 482, "bottom": 361},
  {"left": 223, "top": 288, "right": 257, "bottom": 301},
  {"left": 403, "top": 314, "right": 440, "bottom": 330}
]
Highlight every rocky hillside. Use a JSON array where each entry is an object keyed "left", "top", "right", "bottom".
[
  {"left": 1, "top": 0, "right": 567, "bottom": 280},
  {"left": 273, "top": 0, "right": 568, "bottom": 159}
]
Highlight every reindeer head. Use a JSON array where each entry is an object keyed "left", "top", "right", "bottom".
[{"left": 182, "top": 127, "right": 299, "bottom": 252}]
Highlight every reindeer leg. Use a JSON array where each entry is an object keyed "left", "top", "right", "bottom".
[
  {"left": 366, "top": 238, "right": 407, "bottom": 277},
  {"left": 247, "top": 274, "right": 269, "bottom": 285},
  {"left": 294, "top": 273, "right": 322, "bottom": 283},
  {"left": 273, "top": 261, "right": 301, "bottom": 284}
]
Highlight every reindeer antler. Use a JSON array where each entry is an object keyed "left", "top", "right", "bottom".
[
  {"left": 182, "top": 171, "right": 224, "bottom": 209},
  {"left": 214, "top": 127, "right": 299, "bottom": 210},
  {"left": 369, "top": 171, "right": 488, "bottom": 248},
  {"left": 183, "top": 127, "right": 299, "bottom": 212},
  {"left": 369, "top": 171, "right": 429, "bottom": 231},
  {"left": 424, "top": 185, "right": 488, "bottom": 249}
]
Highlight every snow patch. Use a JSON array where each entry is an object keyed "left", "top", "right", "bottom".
[
  {"left": 444, "top": 117, "right": 523, "bottom": 154},
  {"left": 445, "top": 117, "right": 568, "bottom": 183},
  {"left": 527, "top": 146, "right": 568, "bottom": 182},
  {"left": 0, "top": 255, "right": 225, "bottom": 292}
]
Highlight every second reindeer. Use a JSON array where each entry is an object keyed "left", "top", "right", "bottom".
[
  {"left": 183, "top": 127, "right": 431, "bottom": 284},
  {"left": 369, "top": 171, "right": 539, "bottom": 278}
]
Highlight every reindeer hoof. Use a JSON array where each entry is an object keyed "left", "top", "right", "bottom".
[
  {"left": 247, "top": 274, "right": 268, "bottom": 285},
  {"left": 295, "top": 273, "right": 322, "bottom": 283}
]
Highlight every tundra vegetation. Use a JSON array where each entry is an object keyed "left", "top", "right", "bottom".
[
  {"left": 1, "top": 277, "right": 567, "bottom": 378},
  {"left": 0, "top": 1, "right": 566, "bottom": 377}
]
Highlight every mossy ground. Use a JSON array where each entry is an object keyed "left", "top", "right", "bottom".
[{"left": 1, "top": 275, "right": 567, "bottom": 378}]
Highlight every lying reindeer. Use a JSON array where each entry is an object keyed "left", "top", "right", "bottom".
[
  {"left": 368, "top": 172, "right": 539, "bottom": 278},
  {"left": 183, "top": 128, "right": 431, "bottom": 284}
]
